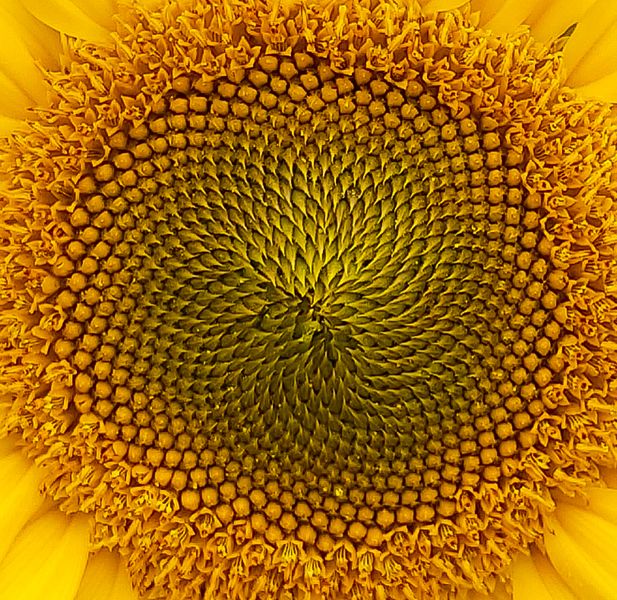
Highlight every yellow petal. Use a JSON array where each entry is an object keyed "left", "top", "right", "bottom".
[
  {"left": 0, "top": 437, "right": 15, "bottom": 457},
  {"left": 76, "top": 550, "right": 138, "bottom": 600},
  {"left": 512, "top": 553, "right": 554, "bottom": 600},
  {"left": 20, "top": 0, "right": 117, "bottom": 43},
  {"left": 470, "top": 0, "right": 511, "bottom": 26},
  {"left": 421, "top": 0, "right": 470, "bottom": 13},
  {"left": 601, "top": 468, "right": 617, "bottom": 488},
  {"left": 493, "top": 582, "right": 511, "bottom": 600},
  {"left": 0, "top": 511, "right": 91, "bottom": 600},
  {"left": 0, "top": 448, "right": 46, "bottom": 564},
  {"left": 544, "top": 503, "right": 617, "bottom": 600},
  {"left": 0, "top": 0, "right": 61, "bottom": 69},
  {"left": 525, "top": 0, "right": 596, "bottom": 42},
  {"left": 0, "top": 71, "right": 36, "bottom": 120},
  {"left": 512, "top": 550, "right": 577, "bottom": 600},
  {"left": 0, "top": 2, "right": 60, "bottom": 119},
  {"left": 461, "top": 581, "right": 512, "bottom": 600},
  {"left": 0, "top": 116, "right": 26, "bottom": 136},
  {"left": 0, "top": 32, "right": 47, "bottom": 106},
  {"left": 472, "top": 0, "right": 598, "bottom": 43},
  {"left": 562, "top": 0, "right": 617, "bottom": 87},
  {"left": 584, "top": 487, "right": 617, "bottom": 526},
  {"left": 482, "top": 0, "right": 543, "bottom": 35}
]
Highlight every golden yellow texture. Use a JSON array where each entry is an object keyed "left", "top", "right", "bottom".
[{"left": 0, "top": 1, "right": 616, "bottom": 599}]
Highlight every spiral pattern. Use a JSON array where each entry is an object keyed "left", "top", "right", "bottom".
[
  {"left": 49, "top": 55, "right": 563, "bottom": 539},
  {"left": 5, "top": 1, "right": 617, "bottom": 598}
]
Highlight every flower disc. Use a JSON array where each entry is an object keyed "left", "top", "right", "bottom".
[{"left": 1, "top": 1, "right": 617, "bottom": 598}]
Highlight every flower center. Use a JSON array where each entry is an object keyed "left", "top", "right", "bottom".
[{"left": 58, "top": 59, "right": 561, "bottom": 540}]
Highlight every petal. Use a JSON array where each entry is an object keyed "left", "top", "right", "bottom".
[
  {"left": 585, "top": 487, "right": 617, "bottom": 528},
  {"left": 481, "top": 0, "right": 543, "bottom": 35},
  {"left": 493, "top": 582, "right": 511, "bottom": 600},
  {"left": 421, "top": 0, "right": 470, "bottom": 13},
  {"left": 470, "top": 0, "right": 514, "bottom": 26},
  {"left": 0, "top": 1, "right": 61, "bottom": 121},
  {"left": 0, "top": 0, "right": 61, "bottom": 69},
  {"left": 0, "top": 116, "right": 26, "bottom": 137},
  {"left": 462, "top": 581, "right": 512, "bottom": 600},
  {"left": 0, "top": 446, "right": 46, "bottom": 564},
  {"left": 511, "top": 550, "right": 577, "bottom": 600},
  {"left": 562, "top": 0, "right": 617, "bottom": 87},
  {"left": 20, "top": 0, "right": 117, "bottom": 43},
  {"left": 0, "top": 510, "right": 91, "bottom": 600},
  {"left": 472, "top": 0, "right": 597, "bottom": 43},
  {"left": 512, "top": 553, "right": 554, "bottom": 600},
  {"left": 574, "top": 68, "right": 617, "bottom": 102},
  {"left": 544, "top": 502, "right": 617, "bottom": 600},
  {"left": 525, "top": 0, "right": 596, "bottom": 43},
  {"left": 601, "top": 468, "right": 617, "bottom": 488},
  {"left": 0, "top": 71, "right": 35, "bottom": 118},
  {"left": 0, "top": 26, "right": 47, "bottom": 105},
  {"left": 76, "top": 550, "right": 138, "bottom": 600}
]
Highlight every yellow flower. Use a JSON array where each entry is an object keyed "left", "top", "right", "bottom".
[{"left": 1, "top": 0, "right": 617, "bottom": 599}]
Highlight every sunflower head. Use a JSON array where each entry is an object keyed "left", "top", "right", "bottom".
[{"left": 1, "top": 1, "right": 617, "bottom": 599}]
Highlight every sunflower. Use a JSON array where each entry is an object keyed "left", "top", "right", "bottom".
[{"left": 1, "top": 0, "right": 617, "bottom": 598}]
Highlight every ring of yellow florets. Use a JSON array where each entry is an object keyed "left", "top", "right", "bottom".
[{"left": 1, "top": 1, "right": 616, "bottom": 599}]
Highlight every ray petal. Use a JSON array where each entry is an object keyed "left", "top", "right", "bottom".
[
  {"left": 585, "top": 487, "right": 617, "bottom": 523},
  {"left": 482, "top": 0, "right": 545, "bottom": 35},
  {"left": 1, "top": 0, "right": 61, "bottom": 68},
  {"left": 0, "top": 511, "right": 91, "bottom": 600},
  {"left": 512, "top": 550, "right": 577, "bottom": 600},
  {"left": 76, "top": 550, "right": 138, "bottom": 600},
  {"left": 544, "top": 503, "right": 617, "bottom": 600},
  {"left": 470, "top": 0, "right": 516, "bottom": 26},
  {"left": 0, "top": 448, "right": 46, "bottom": 565},
  {"left": 20, "top": 0, "right": 117, "bottom": 42},
  {"left": 562, "top": 0, "right": 617, "bottom": 87},
  {"left": 0, "top": 20, "right": 48, "bottom": 103},
  {"left": 0, "top": 1, "right": 61, "bottom": 121},
  {"left": 525, "top": 0, "right": 596, "bottom": 42},
  {"left": 511, "top": 553, "right": 554, "bottom": 600},
  {"left": 0, "top": 116, "right": 25, "bottom": 137},
  {"left": 461, "top": 581, "right": 512, "bottom": 600},
  {"left": 571, "top": 69, "right": 617, "bottom": 103},
  {"left": 421, "top": 0, "right": 470, "bottom": 13}
]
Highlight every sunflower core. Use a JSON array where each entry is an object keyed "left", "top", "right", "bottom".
[{"left": 61, "top": 56, "right": 559, "bottom": 529}]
